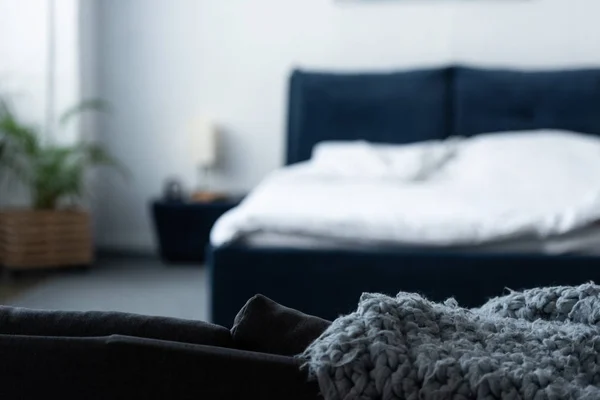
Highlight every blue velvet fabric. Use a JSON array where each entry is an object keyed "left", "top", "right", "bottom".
[
  {"left": 453, "top": 67, "right": 600, "bottom": 136},
  {"left": 287, "top": 66, "right": 600, "bottom": 165},
  {"left": 210, "top": 246, "right": 600, "bottom": 327},
  {"left": 286, "top": 68, "right": 452, "bottom": 164}
]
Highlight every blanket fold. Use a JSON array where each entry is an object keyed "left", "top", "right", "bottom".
[{"left": 301, "top": 284, "right": 600, "bottom": 400}]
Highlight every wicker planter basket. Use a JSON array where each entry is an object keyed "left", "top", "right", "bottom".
[{"left": 0, "top": 210, "right": 93, "bottom": 270}]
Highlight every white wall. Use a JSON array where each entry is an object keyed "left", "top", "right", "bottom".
[{"left": 94, "top": 0, "right": 600, "bottom": 252}]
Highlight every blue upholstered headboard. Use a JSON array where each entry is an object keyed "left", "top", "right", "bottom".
[
  {"left": 285, "top": 68, "right": 452, "bottom": 165},
  {"left": 285, "top": 66, "right": 600, "bottom": 165}
]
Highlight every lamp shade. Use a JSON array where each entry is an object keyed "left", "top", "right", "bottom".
[{"left": 189, "top": 118, "right": 218, "bottom": 168}]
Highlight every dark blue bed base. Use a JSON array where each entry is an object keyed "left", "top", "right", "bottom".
[
  {"left": 211, "top": 247, "right": 600, "bottom": 325},
  {"left": 210, "top": 65, "right": 600, "bottom": 327}
]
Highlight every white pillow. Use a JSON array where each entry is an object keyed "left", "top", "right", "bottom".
[
  {"left": 311, "top": 139, "right": 462, "bottom": 181},
  {"left": 446, "top": 129, "right": 600, "bottom": 186}
]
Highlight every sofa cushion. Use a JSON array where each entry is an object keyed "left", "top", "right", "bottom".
[
  {"left": 0, "top": 334, "right": 111, "bottom": 399},
  {"left": 0, "top": 333, "right": 321, "bottom": 400},
  {"left": 453, "top": 66, "right": 600, "bottom": 137},
  {"left": 0, "top": 306, "right": 232, "bottom": 347},
  {"left": 231, "top": 294, "right": 331, "bottom": 356}
]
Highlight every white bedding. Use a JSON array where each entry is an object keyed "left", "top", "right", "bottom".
[
  {"left": 237, "top": 225, "right": 600, "bottom": 255},
  {"left": 211, "top": 130, "right": 600, "bottom": 248}
]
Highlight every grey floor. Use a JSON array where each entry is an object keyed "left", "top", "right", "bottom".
[{"left": 0, "top": 258, "right": 209, "bottom": 321}]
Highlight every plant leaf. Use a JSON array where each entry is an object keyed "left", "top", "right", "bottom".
[
  {"left": 59, "top": 99, "right": 110, "bottom": 128},
  {"left": 0, "top": 102, "right": 40, "bottom": 157},
  {"left": 31, "top": 146, "right": 81, "bottom": 209},
  {"left": 0, "top": 97, "right": 123, "bottom": 209},
  {"left": 79, "top": 143, "right": 129, "bottom": 179},
  {"left": 0, "top": 100, "right": 38, "bottom": 184}
]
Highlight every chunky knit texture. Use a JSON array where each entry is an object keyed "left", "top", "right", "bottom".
[
  {"left": 301, "top": 284, "right": 600, "bottom": 400},
  {"left": 477, "top": 284, "right": 600, "bottom": 325}
]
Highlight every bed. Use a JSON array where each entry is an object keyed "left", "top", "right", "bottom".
[{"left": 209, "top": 65, "right": 600, "bottom": 327}]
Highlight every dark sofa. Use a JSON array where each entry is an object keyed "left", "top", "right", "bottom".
[{"left": 0, "top": 296, "right": 328, "bottom": 400}]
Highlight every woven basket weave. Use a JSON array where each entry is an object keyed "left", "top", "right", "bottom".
[{"left": 0, "top": 210, "right": 93, "bottom": 270}]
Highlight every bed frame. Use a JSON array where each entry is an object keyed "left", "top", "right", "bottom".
[{"left": 210, "top": 66, "right": 600, "bottom": 327}]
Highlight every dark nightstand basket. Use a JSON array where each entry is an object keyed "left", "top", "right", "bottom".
[{"left": 151, "top": 196, "right": 243, "bottom": 264}]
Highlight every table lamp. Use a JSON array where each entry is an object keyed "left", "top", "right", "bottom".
[{"left": 189, "top": 117, "right": 225, "bottom": 202}]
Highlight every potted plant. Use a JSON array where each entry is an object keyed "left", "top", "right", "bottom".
[{"left": 0, "top": 98, "right": 121, "bottom": 271}]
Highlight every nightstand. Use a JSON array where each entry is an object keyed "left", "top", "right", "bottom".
[{"left": 151, "top": 196, "right": 243, "bottom": 263}]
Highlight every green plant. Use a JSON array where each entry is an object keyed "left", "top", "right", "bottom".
[{"left": 0, "top": 98, "right": 123, "bottom": 210}]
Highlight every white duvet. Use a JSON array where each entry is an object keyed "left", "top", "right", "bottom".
[{"left": 211, "top": 130, "right": 600, "bottom": 247}]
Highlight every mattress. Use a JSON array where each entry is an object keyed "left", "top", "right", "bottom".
[{"left": 237, "top": 223, "right": 600, "bottom": 255}]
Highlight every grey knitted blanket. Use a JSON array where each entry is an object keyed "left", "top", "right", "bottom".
[{"left": 300, "top": 284, "right": 600, "bottom": 400}]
